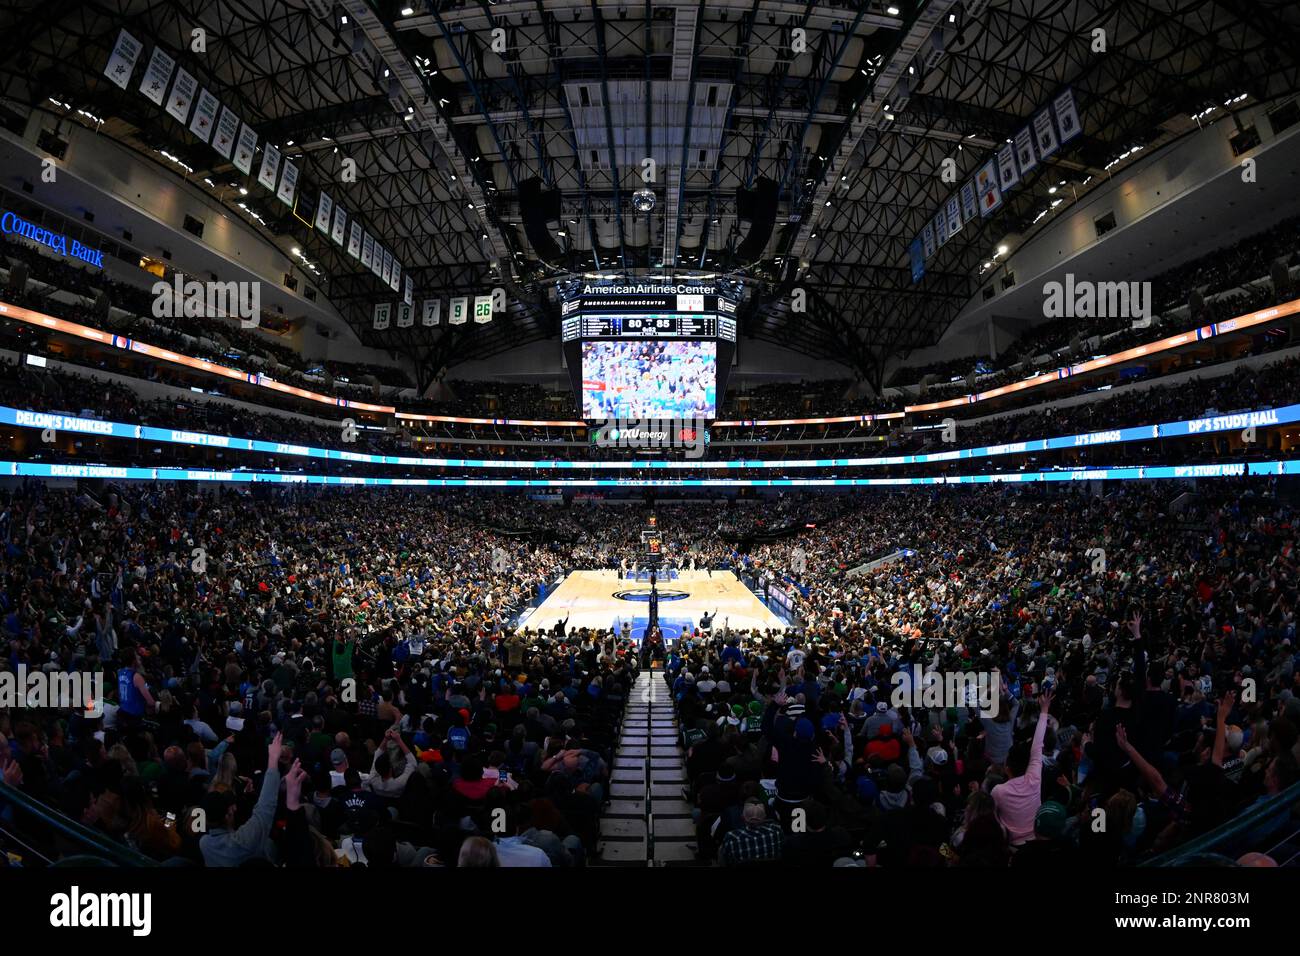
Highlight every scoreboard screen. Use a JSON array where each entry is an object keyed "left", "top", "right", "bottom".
[{"left": 563, "top": 313, "right": 736, "bottom": 342}]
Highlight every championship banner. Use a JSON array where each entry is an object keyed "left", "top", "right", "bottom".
[
  {"left": 449, "top": 296, "right": 468, "bottom": 325},
  {"left": 1053, "top": 88, "right": 1082, "bottom": 143},
  {"left": 933, "top": 207, "right": 948, "bottom": 247},
  {"left": 139, "top": 46, "right": 176, "bottom": 106},
  {"left": 373, "top": 302, "right": 391, "bottom": 330},
  {"left": 422, "top": 299, "right": 441, "bottom": 326},
  {"left": 975, "top": 159, "right": 1002, "bottom": 216},
  {"left": 315, "top": 191, "right": 333, "bottom": 235},
  {"left": 1033, "top": 108, "right": 1059, "bottom": 159},
  {"left": 473, "top": 293, "right": 493, "bottom": 323},
  {"left": 380, "top": 248, "right": 392, "bottom": 284},
  {"left": 404, "top": 275, "right": 414, "bottom": 307},
  {"left": 165, "top": 67, "right": 198, "bottom": 124},
  {"left": 331, "top": 205, "right": 347, "bottom": 246},
  {"left": 996, "top": 142, "right": 1020, "bottom": 192},
  {"left": 103, "top": 29, "right": 143, "bottom": 90},
  {"left": 212, "top": 107, "right": 240, "bottom": 160},
  {"left": 920, "top": 222, "right": 936, "bottom": 259},
  {"left": 189, "top": 89, "right": 220, "bottom": 143},
  {"left": 361, "top": 233, "right": 374, "bottom": 269},
  {"left": 396, "top": 303, "right": 414, "bottom": 328},
  {"left": 346, "top": 219, "right": 361, "bottom": 257},
  {"left": 945, "top": 195, "right": 962, "bottom": 239},
  {"left": 390, "top": 259, "right": 401, "bottom": 293},
  {"left": 233, "top": 123, "right": 257, "bottom": 175},
  {"left": 276, "top": 160, "right": 298, "bottom": 206},
  {"left": 257, "top": 141, "right": 281, "bottom": 192},
  {"left": 1014, "top": 126, "right": 1037, "bottom": 175}
]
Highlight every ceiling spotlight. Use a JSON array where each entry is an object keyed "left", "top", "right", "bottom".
[
  {"left": 886, "top": 5, "right": 900, "bottom": 15},
  {"left": 400, "top": 5, "right": 414, "bottom": 14},
  {"left": 239, "top": 186, "right": 248, "bottom": 195},
  {"left": 997, "top": 244, "right": 1008, "bottom": 255}
]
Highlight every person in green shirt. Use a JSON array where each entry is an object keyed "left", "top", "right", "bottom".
[{"left": 332, "top": 632, "right": 355, "bottom": 682}]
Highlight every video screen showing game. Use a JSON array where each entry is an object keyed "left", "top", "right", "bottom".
[{"left": 581, "top": 339, "right": 717, "bottom": 419}]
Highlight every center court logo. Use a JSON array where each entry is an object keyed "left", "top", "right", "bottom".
[
  {"left": 591, "top": 417, "right": 707, "bottom": 459},
  {"left": 1042, "top": 273, "right": 1151, "bottom": 324},
  {"left": 890, "top": 665, "right": 1000, "bottom": 717},
  {"left": 152, "top": 273, "right": 261, "bottom": 328},
  {"left": 0, "top": 665, "right": 104, "bottom": 716},
  {"left": 49, "top": 887, "right": 151, "bottom": 936}
]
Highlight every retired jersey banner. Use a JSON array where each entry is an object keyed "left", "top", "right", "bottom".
[
  {"left": 473, "top": 294, "right": 493, "bottom": 323},
  {"left": 1014, "top": 126, "right": 1037, "bottom": 175},
  {"left": 396, "top": 303, "right": 414, "bottom": 328},
  {"left": 330, "top": 205, "right": 347, "bottom": 246},
  {"left": 1033, "top": 108, "right": 1059, "bottom": 159},
  {"left": 960, "top": 181, "right": 978, "bottom": 223},
  {"left": 233, "top": 123, "right": 257, "bottom": 175},
  {"left": 103, "top": 30, "right": 144, "bottom": 90},
  {"left": 449, "top": 296, "right": 468, "bottom": 325},
  {"left": 945, "top": 195, "right": 962, "bottom": 240},
  {"left": 422, "top": 299, "right": 441, "bottom": 326},
  {"left": 139, "top": 46, "right": 176, "bottom": 106},
  {"left": 996, "top": 142, "right": 1020, "bottom": 192},
  {"left": 166, "top": 68, "right": 198, "bottom": 124},
  {"left": 975, "top": 160, "right": 1003, "bottom": 216},
  {"left": 373, "top": 302, "right": 391, "bottom": 330},
  {"left": 276, "top": 160, "right": 298, "bottom": 206},
  {"left": 212, "top": 107, "right": 240, "bottom": 160},
  {"left": 257, "top": 141, "right": 281, "bottom": 192},
  {"left": 1053, "top": 88, "right": 1082, "bottom": 143},
  {"left": 315, "top": 191, "right": 333, "bottom": 235},
  {"left": 189, "top": 89, "right": 220, "bottom": 143}
]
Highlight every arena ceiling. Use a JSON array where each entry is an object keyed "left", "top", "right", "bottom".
[{"left": 2, "top": 0, "right": 1300, "bottom": 390}]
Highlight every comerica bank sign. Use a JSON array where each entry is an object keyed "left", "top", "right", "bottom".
[{"left": 1, "top": 210, "right": 105, "bottom": 268}]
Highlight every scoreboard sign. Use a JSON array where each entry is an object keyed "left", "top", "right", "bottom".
[{"left": 560, "top": 282, "right": 739, "bottom": 342}]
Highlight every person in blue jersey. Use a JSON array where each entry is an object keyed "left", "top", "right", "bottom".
[{"left": 115, "top": 646, "right": 156, "bottom": 729}]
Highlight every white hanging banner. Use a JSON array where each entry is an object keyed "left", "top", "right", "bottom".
[
  {"left": 933, "top": 207, "right": 948, "bottom": 248},
  {"left": 449, "top": 296, "right": 468, "bottom": 325},
  {"left": 422, "top": 299, "right": 441, "bottom": 326},
  {"left": 189, "top": 89, "right": 220, "bottom": 143},
  {"left": 996, "top": 142, "right": 1020, "bottom": 192},
  {"left": 920, "top": 221, "right": 936, "bottom": 260},
  {"left": 975, "top": 159, "right": 1003, "bottom": 216},
  {"left": 347, "top": 219, "right": 362, "bottom": 257},
  {"left": 390, "top": 259, "right": 401, "bottom": 293},
  {"left": 1053, "top": 88, "right": 1082, "bottom": 144},
  {"left": 944, "top": 195, "right": 962, "bottom": 240},
  {"left": 139, "top": 46, "right": 176, "bottom": 106},
  {"left": 276, "top": 159, "right": 299, "bottom": 206},
  {"left": 404, "top": 275, "right": 414, "bottom": 307},
  {"left": 165, "top": 68, "right": 198, "bottom": 124},
  {"left": 396, "top": 303, "right": 414, "bottom": 328},
  {"left": 473, "top": 293, "right": 494, "bottom": 323},
  {"left": 233, "top": 123, "right": 258, "bottom": 175},
  {"left": 257, "top": 141, "right": 281, "bottom": 192},
  {"left": 960, "top": 181, "right": 978, "bottom": 223},
  {"left": 103, "top": 30, "right": 144, "bottom": 90},
  {"left": 315, "top": 191, "right": 333, "bottom": 235},
  {"left": 373, "top": 302, "right": 391, "bottom": 330},
  {"left": 380, "top": 248, "right": 393, "bottom": 283},
  {"left": 330, "top": 205, "right": 347, "bottom": 246},
  {"left": 212, "top": 107, "right": 240, "bottom": 160},
  {"left": 1014, "top": 127, "right": 1037, "bottom": 175},
  {"left": 361, "top": 233, "right": 374, "bottom": 268},
  {"left": 1033, "top": 108, "right": 1059, "bottom": 160}
]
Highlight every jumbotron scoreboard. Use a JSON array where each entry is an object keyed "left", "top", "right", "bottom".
[{"left": 559, "top": 280, "right": 740, "bottom": 343}]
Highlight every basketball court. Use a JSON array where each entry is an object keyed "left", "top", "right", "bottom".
[{"left": 517, "top": 569, "right": 789, "bottom": 642}]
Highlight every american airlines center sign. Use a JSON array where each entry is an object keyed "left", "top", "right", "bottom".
[{"left": 1, "top": 210, "right": 105, "bottom": 267}]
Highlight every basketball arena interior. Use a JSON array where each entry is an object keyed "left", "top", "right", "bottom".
[{"left": 1, "top": 0, "right": 1300, "bottom": 906}]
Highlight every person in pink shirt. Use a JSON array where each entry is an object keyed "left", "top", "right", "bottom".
[{"left": 992, "top": 690, "right": 1053, "bottom": 847}]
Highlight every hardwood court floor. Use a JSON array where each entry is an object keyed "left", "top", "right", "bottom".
[{"left": 518, "top": 569, "right": 788, "bottom": 637}]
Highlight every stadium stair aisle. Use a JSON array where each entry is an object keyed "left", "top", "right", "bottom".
[{"left": 596, "top": 669, "right": 697, "bottom": 865}]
